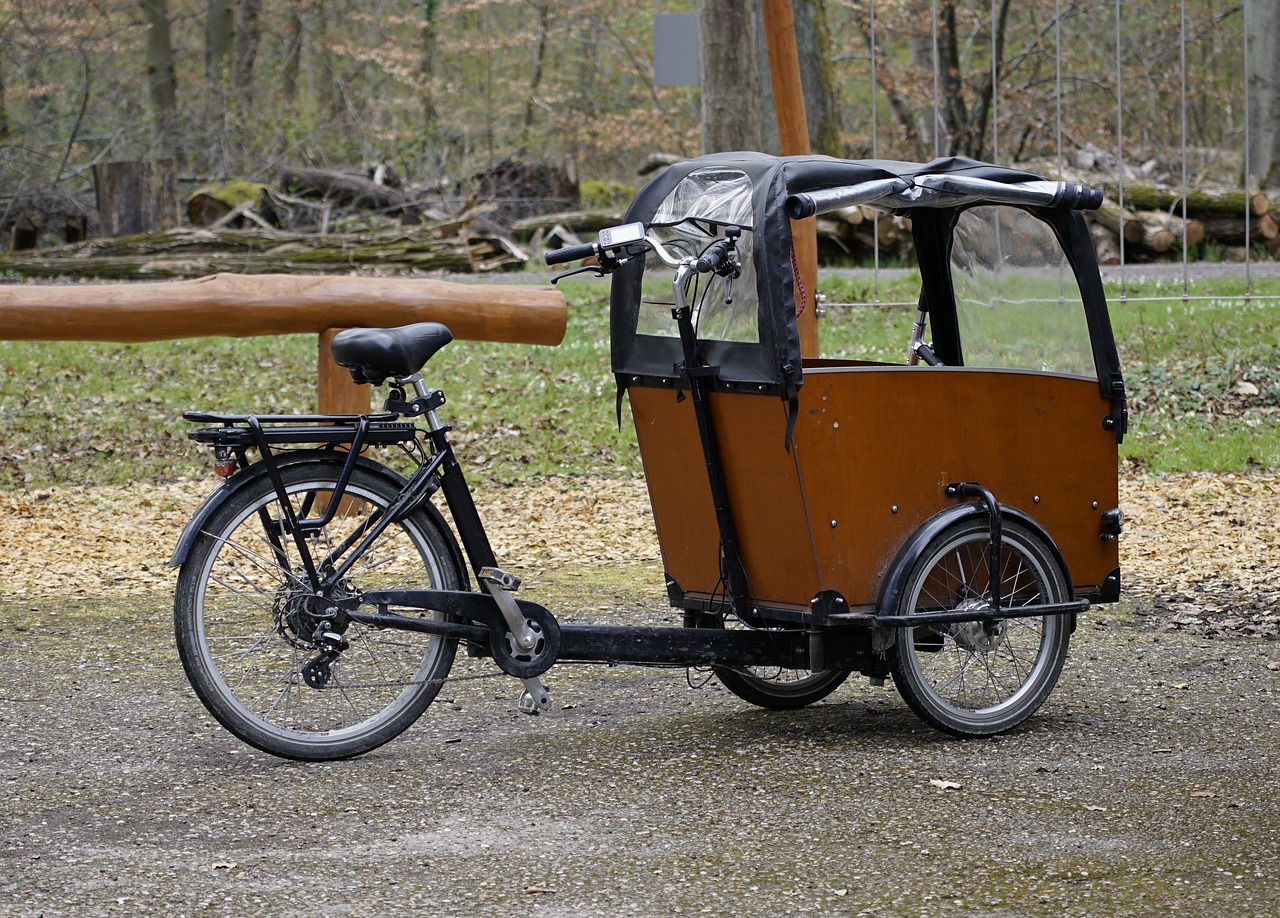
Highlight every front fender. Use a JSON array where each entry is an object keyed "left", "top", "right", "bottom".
[
  {"left": 168, "top": 451, "right": 410, "bottom": 568},
  {"left": 875, "top": 502, "right": 1073, "bottom": 620}
]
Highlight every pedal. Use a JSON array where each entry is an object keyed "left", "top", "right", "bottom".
[
  {"left": 478, "top": 566, "right": 521, "bottom": 592},
  {"left": 517, "top": 677, "right": 553, "bottom": 715}
]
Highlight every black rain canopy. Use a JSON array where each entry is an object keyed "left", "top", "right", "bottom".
[{"left": 609, "top": 151, "right": 1103, "bottom": 396}]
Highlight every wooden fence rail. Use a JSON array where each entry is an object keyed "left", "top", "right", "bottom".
[{"left": 0, "top": 273, "right": 568, "bottom": 413}]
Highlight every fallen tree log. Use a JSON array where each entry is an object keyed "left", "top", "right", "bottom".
[
  {"left": 281, "top": 168, "right": 422, "bottom": 219},
  {"left": 1089, "top": 221, "right": 1120, "bottom": 264},
  {"left": 511, "top": 210, "right": 625, "bottom": 238},
  {"left": 1087, "top": 198, "right": 1142, "bottom": 245},
  {"left": 187, "top": 181, "right": 274, "bottom": 227},
  {"left": 1121, "top": 210, "right": 1203, "bottom": 254},
  {"left": 0, "top": 226, "right": 532, "bottom": 279},
  {"left": 1102, "top": 183, "right": 1270, "bottom": 220},
  {"left": 1192, "top": 213, "right": 1280, "bottom": 247},
  {"left": 0, "top": 273, "right": 567, "bottom": 346}
]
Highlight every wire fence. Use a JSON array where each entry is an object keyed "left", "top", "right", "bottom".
[{"left": 847, "top": 0, "right": 1279, "bottom": 309}]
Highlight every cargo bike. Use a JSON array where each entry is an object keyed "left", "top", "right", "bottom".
[{"left": 170, "top": 152, "right": 1127, "bottom": 760}]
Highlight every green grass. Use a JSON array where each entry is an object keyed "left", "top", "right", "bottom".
[
  {"left": 1, "top": 273, "right": 1276, "bottom": 491},
  {"left": 1106, "top": 278, "right": 1280, "bottom": 473}
]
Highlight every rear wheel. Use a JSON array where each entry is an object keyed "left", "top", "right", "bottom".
[
  {"left": 889, "top": 518, "right": 1072, "bottom": 736},
  {"left": 174, "top": 461, "right": 465, "bottom": 760},
  {"left": 691, "top": 614, "right": 851, "bottom": 709},
  {"left": 714, "top": 664, "right": 851, "bottom": 710}
]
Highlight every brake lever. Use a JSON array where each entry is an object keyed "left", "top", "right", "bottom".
[{"left": 551, "top": 264, "right": 604, "bottom": 284}]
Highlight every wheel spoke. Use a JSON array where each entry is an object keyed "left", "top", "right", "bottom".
[
  {"left": 891, "top": 519, "right": 1070, "bottom": 736},
  {"left": 175, "top": 464, "right": 464, "bottom": 759}
]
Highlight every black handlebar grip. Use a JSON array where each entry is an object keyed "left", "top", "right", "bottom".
[
  {"left": 1079, "top": 185, "right": 1105, "bottom": 210},
  {"left": 785, "top": 194, "right": 818, "bottom": 220},
  {"left": 544, "top": 242, "right": 599, "bottom": 266},
  {"left": 1054, "top": 183, "right": 1105, "bottom": 211},
  {"left": 695, "top": 241, "right": 731, "bottom": 274}
]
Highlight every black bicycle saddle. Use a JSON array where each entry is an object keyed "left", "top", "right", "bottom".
[{"left": 330, "top": 323, "right": 454, "bottom": 385}]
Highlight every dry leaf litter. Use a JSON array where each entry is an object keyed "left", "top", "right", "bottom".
[{"left": 1, "top": 472, "right": 1276, "bottom": 639}]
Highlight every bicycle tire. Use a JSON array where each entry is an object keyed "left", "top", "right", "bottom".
[
  {"left": 174, "top": 460, "right": 465, "bottom": 760},
  {"left": 689, "top": 615, "right": 851, "bottom": 709},
  {"left": 889, "top": 517, "right": 1072, "bottom": 737}
]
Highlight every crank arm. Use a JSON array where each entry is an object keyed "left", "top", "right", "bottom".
[{"left": 518, "top": 677, "right": 553, "bottom": 715}]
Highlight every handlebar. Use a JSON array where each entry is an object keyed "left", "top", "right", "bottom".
[
  {"left": 694, "top": 226, "right": 741, "bottom": 276},
  {"left": 784, "top": 176, "right": 1106, "bottom": 220},
  {"left": 544, "top": 221, "right": 724, "bottom": 276},
  {"left": 544, "top": 242, "right": 599, "bottom": 266}
]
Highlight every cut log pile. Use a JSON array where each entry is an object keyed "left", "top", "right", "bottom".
[
  {"left": 3, "top": 155, "right": 1277, "bottom": 277},
  {"left": 1083, "top": 184, "right": 1278, "bottom": 264},
  {"left": 813, "top": 205, "right": 915, "bottom": 263},
  {"left": 0, "top": 159, "right": 576, "bottom": 279}
]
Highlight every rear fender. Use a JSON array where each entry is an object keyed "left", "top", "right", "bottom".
[{"left": 168, "top": 451, "right": 413, "bottom": 568}]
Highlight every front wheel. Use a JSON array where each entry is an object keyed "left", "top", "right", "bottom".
[
  {"left": 174, "top": 461, "right": 466, "bottom": 760},
  {"left": 889, "top": 518, "right": 1072, "bottom": 737}
]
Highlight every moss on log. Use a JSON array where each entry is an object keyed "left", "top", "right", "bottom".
[{"left": 0, "top": 227, "right": 502, "bottom": 279}]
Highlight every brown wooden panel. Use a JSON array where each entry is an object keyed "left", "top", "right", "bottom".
[
  {"left": 795, "top": 366, "right": 1119, "bottom": 605},
  {"left": 630, "top": 363, "right": 1119, "bottom": 612},
  {"left": 628, "top": 386, "right": 820, "bottom": 605}
]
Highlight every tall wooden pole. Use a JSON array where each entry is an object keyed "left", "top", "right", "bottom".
[{"left": 761, "top": 0, "right": 819, "bottom": 358}]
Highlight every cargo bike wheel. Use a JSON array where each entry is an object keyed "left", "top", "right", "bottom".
[
  {"left": 685, "top": 613, "right": 851, "bottom": 709},
  {"left": 174, "top": 461, "right": 465, "bottom": 760},
  {"left": 889, "top": 518, "right": 1072, "bottom": 737},
  {"left": 715, "top": 664, "right": 851, "bottom": 709}
]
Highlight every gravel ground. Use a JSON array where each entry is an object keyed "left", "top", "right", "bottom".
[
  {"left": 2, "top": 558, "right": 1279, "bottom": 917},
  {"left": 1, "top": 470, "right": 1278, "bottom": 915}
]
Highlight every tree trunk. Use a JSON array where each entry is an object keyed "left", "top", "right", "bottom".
[
  {"left": 793, "top": 0, "right": 841, "bottom": 157},
  {"left": 519, "top": 2, "right": 552, "bottom": 149},
  {"left": 93, "top": 160, "right": 180, "bottom": 237},
  {"left": 909, "top": 4, "right": 938, "bottom": 158},
  {"left": 0, "top": 29, "right": 10, "bottom": 141},
  {"left": 282, "top": 1, "right": 304, "bottom": 108},
  {"left": 205, "top": 0, "right": 234, "bottom": 82},
  {"left": 419, "top": 0, "right": 439, "bottom": 144},
  {"left": 1246, "top": 0, "right": 1280, "bottom": 191},
  {"left": 10, "top": 211, "right": 42, "bottom": 251},
  {"left": 140, "top": 0, "right": 180, "bottom": 162},
  {"left": 235, "top": 0, "right": 262, "bottom": 94},
  {"left": 698, "top": 0, "right": 762, "bottom": 153},
  {"left": 205, "top": 0, "right": 235, "bottom": 171}
]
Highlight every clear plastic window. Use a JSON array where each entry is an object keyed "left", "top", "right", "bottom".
[
  {"left": 637, "top": 168, "right": 761, "bottom": 345},
  {"left": 950, "top": 206, "right": 1096, "bottom": 377}
]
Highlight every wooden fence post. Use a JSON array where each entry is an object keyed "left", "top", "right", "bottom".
[
  {"left": 318, "top": 328, "right": 371, "bottom": 415},
  {"left": 761, "top": 0, "right": 819, "bottom": 359}
]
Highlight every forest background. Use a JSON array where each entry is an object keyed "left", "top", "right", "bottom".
[{"left": 2, "top": 0, "right": 1278, "bottom": 242}]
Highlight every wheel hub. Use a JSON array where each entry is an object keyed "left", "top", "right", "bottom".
[
  {"left": 275, "top": 577, "right": 356, "bottom": 649},
  {"left": 276, "top": 589, "right": 323, "bottom": 648},
  {"left": 950, "top": 597, "right": 1004, "bottom": 652}
]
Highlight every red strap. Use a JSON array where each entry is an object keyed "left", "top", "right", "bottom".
[{"left": 790, "top": 242, "right": 807, "bottom": 317}]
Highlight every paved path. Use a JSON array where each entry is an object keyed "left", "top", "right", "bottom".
[{"left": 2, "top": 566, "right": 1279, "bottom": 917}]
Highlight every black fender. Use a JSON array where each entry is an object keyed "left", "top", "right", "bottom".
[
  {"left": 168, "top": 451, "right": 460, "bottom": 573},
  {"left": 875, "top": 501, "right": 1074, "bottom": 622}
]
